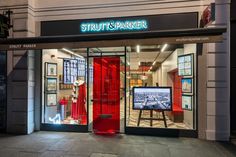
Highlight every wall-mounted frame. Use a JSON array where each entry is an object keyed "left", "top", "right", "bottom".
[
  {"left": 45, "top": 62, "right": 57, "bottom": 77},
  {"left": 182, "top": 95, "right": 193, "bottom": 111},
  {"left": 181, "top": 78, "right": 193, "bottom": 94},
  {"left": 78, "top": 58, "right": 86, "bottom": 77},
  {"left": 46, "top": 78, "right": 57, "bottom": 92},
  {"left": 178, "top": 53, "right": 194, "bottom": 77},
  {"left": 63, "top": 59, "right": 78, "bottom": 84},
  {"left": 46, "top": 93, "right": 57, "bottom": 106}
]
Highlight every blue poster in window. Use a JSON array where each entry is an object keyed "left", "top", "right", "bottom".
[
  {"left": 63, "top": 59, "right": 78, "bottom": 84},
  {"left": 77, "top": 58, "right": 86, "bottom": 77}
]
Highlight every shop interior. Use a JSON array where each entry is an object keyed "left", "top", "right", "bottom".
[
  {"left": 126, "top": 44, "right": 196, "bottom": 130},
  {"left": 41, "top": 43, "right": 196, "bottom": 132}
]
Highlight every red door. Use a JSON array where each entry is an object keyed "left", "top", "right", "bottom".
[
  {"left": 173, "top": 71, "right": 182, "bottom": 112},
  {"left": 93, "top": 57, "right": 120, "bottom": 134}
]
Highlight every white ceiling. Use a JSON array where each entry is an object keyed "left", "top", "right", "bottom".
[{"left": 69, "top": 45, "right": 175, "bottom": 71}]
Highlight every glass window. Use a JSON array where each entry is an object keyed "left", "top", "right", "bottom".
[
  {"left": 42, "top": 48, "right": 87, "bottom": 125},
  {"left": 126, "top": 44, "right": 197, "bottom": 130}
]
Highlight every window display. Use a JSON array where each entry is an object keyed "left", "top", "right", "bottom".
[
  {"left": 133, "top": 87, "right": 172, "bottom": 110},
  {"left": 42, "top": 49, "right": 87, "bottom": 125},
  {"left": 71, "top": 79, "right": 87, "bottom": 124},
  {"left": 126, "top": 44, "right": 196, "bottom": 130},
  {"left": 41, "top": 44, "right": 196, "bottom": 131}
]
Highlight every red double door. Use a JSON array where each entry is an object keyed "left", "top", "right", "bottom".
[{"left": 93, "top": 57, "right": 120, "bottom": 134}]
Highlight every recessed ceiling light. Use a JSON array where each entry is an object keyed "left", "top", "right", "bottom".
[
  {"left": 152, "top": 61, "right": 156, "bottom": 66},
  {"left": 136, "top": 45, "right": 140, "bottom": 53},
  {"left": 161, "top": 44, "right": 168, "bottom": 52}
]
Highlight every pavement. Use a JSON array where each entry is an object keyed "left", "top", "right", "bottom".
[{"left": 0, "top": 131, "right": 236, "bottom": 157}]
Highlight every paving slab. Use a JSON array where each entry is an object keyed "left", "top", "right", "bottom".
[{"left": 0, "top": 131, "right": 235, "bottom": 157}]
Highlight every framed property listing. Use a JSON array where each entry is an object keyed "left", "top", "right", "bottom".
[
  {"left": 181, "top": 78, "right": 193, "bottom": 94},
  {"left": 178, "top": 54, "right": 194, "bottom": 77},
  {"left": 182, "top": 95, "right": 193, "bottom": 111},
  {"left": 46, "top": 93, "right": 57, "bottom": 106},
  {"left": 46, "top": 78, "right": 57, "bottom": 92},
  {"left": 45, "top": 63, "right": 57, "bottom": 77}
]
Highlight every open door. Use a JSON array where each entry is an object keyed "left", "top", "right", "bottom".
[{"left": 92, "top": 57, "right": 120, "bottom": 134}]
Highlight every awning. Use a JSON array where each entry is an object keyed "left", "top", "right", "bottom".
[{"left": 0, "top": 27, "right": 226, "bottom": 50}]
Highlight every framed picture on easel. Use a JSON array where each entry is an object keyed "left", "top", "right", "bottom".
[{"left": 132, "top": 87, "right": 172, "bottom": 111}]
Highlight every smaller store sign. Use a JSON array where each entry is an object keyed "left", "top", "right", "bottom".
[{"left": 80, "top": 19, "right": 148, "bottom": 33}]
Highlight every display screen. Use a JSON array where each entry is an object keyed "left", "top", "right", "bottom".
[{"left": 133, "top": 87, "right": 172, "bottom": 110}]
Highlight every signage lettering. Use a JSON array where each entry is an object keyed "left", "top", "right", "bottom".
[
  {"left": 175, "top": 37, "right": 210, "bottom": 42},
  {"left": 80, "top": 19, "right": 148, "bottom": 33},
  {"left": 9, "top": 44, "right": 37, "bottom": 49}
]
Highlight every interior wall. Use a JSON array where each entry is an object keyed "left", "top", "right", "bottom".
[
  {"left": 152, "top": 45, "right": 197, "bottom": 129},
  {"left": 143, "top": 74, "right": 153, "bottom": 86},
  {"left": 183, "top": 44, "right": 197, "bottom": 129},
  {"left": 160, "top": 48, "right": 183, "bottom": 86}
]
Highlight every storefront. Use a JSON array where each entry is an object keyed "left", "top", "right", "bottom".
[{"left": 0, "top": 13, "right": 226, "bottom": 137}]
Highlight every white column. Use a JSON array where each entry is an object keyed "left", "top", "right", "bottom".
[{"left": 2, "top": 1, "right": 37, "bottom": 134}]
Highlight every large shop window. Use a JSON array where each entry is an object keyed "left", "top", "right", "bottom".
[
  {"left": 126, "top": 44, "right": 197, "bottom": 130},
  {"left": 42, "top": 49, "right": 88, "bottom": 125},
  {"left": 41, "top": 43, "right": 197, "bottom": 131}
]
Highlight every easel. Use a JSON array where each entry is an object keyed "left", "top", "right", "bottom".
[{"left": 137, "top": 83, "right": 167, "bottom": 128}]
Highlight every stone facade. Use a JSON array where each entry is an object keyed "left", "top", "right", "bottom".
[{"left": 0, "top": 0, "right": 231, "bottom": 141}]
